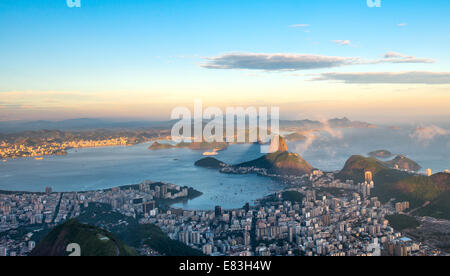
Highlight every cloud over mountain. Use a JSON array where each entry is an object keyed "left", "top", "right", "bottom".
[{"left": 410, "top": 126, "right": 449, "bottom": 142}]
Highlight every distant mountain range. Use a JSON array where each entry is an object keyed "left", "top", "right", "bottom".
[
  {"left": 0, "top": 117, "right": 376, "bottom": 134},
  {"left": 0, "top": 118, "right": 177, "bottom": 133}
]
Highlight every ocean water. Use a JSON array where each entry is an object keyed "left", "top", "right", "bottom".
[
  {"left": 0, "top": 127, "right": 448, "bottom": 210},
  {"left": 0, "top": 142, "right": 281, "bottom": 210}
]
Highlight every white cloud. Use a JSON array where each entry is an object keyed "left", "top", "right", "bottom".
[
  {"left": 201, "top": 52, "right": 435, "bottom": 72},
  {"left": 201, "top": 53, "right": 361, "bottom": 71},
  {"left": 398, "top": 23, "right": 408, "bottom": 27},
  {"left": 332, "top": 40, "right": 351, "bottom": 46},
  {"left": 380, "top": 52, "right": 435, "bottom": 64},
  {"left": 410, "top": 126, "right": 449, "bottom": 142},
  {"left": 312, "top": 71, "right": 450, "bottom": 84}
]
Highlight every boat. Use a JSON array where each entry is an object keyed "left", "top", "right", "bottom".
[{"left": 202, "top": 151, "right": 218, "bottom": 156}]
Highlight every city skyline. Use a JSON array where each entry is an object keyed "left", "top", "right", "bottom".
[{"left": 1, "top": 0, "right": 450, "bottom": 123}]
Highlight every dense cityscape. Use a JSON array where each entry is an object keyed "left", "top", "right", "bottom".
[{"left": 1, "top": 168, "right": 446, "bottom": 256}]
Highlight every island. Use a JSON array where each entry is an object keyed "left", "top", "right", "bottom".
[
  {"left": 284, "top": 132, "right": 307, "bottom": 142},
  {"left": 384, "top": 155, "right": 422, "bottom": 172},
  {"left": 194, "top": 157, "right": 227, "bottom": 169},
  {"left": 368, "top": 150, "right": 393, "bottom": 158}
]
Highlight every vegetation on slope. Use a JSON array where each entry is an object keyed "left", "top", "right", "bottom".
[
  {"left": 30, "top": 219, "right": 137, "bottom": 256},
  {"left": 236, "top": 151, "right": 313, "bottom": 176},
  {"left": 77, "top": 203, "right": 204, "bottom": 256},
  {"left": 386, "top": 214, "right": 420, "bottom": 231},
  {"left": 282, "top": 191, "right": 305, "bottom": 203}
]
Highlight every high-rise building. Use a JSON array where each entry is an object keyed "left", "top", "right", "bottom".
[
  {"left": 202, "top": 244, "right": 213, "bottom": 255},
  {"left": 215, "top": 206, "right": 222, "bottom": 217},
  {"left": 244, "top": 231, "right": 251, "bottom": 246},
  {"left": 160, "top": 184, "right": 168, "bottom": 198},
  {"left": 244, "top": 203, "right": 250, "bottom": 213},
  {"left": 28, "top": 241, "right": 36, "bottom": 251},
  {"left": 45, "top": 187, "right": 52, "bottom": 195},
  {"left": 426, "top": 168, "right": 432, "bottom": 176},
  {"left": 0, "top": 246, "right": 7, "bottom": 256},
  {"left": 365, "top": 171, "right": 373, "bottom": 182}
]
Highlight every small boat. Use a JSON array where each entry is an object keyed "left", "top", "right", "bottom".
[{"left": 202, "top": 151, "right": 218, "bottom": 156}]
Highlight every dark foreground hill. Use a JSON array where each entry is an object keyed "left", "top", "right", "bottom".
[{"left": 30, "top": 219, "right": 138, "bottom": 256}]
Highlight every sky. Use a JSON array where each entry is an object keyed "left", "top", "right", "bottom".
[{"left": 0, "top": 0, "right": 450, "bottom": 123}]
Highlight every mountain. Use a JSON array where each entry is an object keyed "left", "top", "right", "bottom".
[
  {"left": 337, "top": 156, "right": 450, "bottom": 213},
  {"left": 327, "top": 117, "right": 377, "bottom": 129},
  {"left": 430, "top": 172, "right": 450, "bottom": 189},
  {"left": 279, "top": 117, "right": 376, "bottom": 130},
  {"left": 384, "top": 155, "right": 422, "bottom": 172},
  {"left": 236, "top": 151, "right": 313, "bottom": 176},
  {"left": 236, "top": 136, "right": 313, "bottom": 176},
  {"left": 195, "top": 157, "right": 227, "bottom": 169},
  {"left": 268, "top": 135, "right": 288, "bottom": 153},
  {"left": 30, "top": 219, "right": 138, "bottom": 256},
  {"left": 0, "top": 118, "right": 177, "bottom": 133},
  {"left": 337, "top": 155, "right": 389, "bottom": 183},
  {"left": 148, "top": 141, "right": 175, "bottom": 150},
  {"left": 285, "top": 132, "right": 307, "bottom": 142}
]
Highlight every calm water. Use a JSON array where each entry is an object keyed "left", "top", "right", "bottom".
[
  {"left": 0, "top": 142, "right": 281, "bottom": 210},
  {"left": 0, "top": 127, "right": 448, "bottom": 210}
]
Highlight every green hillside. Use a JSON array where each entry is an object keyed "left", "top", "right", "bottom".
[
  {"left": 337, "top": 156, "right": 450, "bottom": 214},
  {"left": 336, "top": 155, "right": 388, "bottom": 183},
  {"left": 236, "top": 151, "right": 313, "bottom": 176},
  {"left": 414, "top": 191, "right": 450, "bottom": 220},
  {"left": 30, "top": 219, "right": 138, "bottom": 256},
  {"left": 117, "top": 224, "right": 205, "bottom": 256}
]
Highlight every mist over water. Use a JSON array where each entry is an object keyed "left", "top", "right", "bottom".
[{"left": 0, "top": 127, "right": 448, "bottom": 210}]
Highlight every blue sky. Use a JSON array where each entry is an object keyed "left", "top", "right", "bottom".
[{"left": 0, "top": 0, "right": 449, "bottom": 122}]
